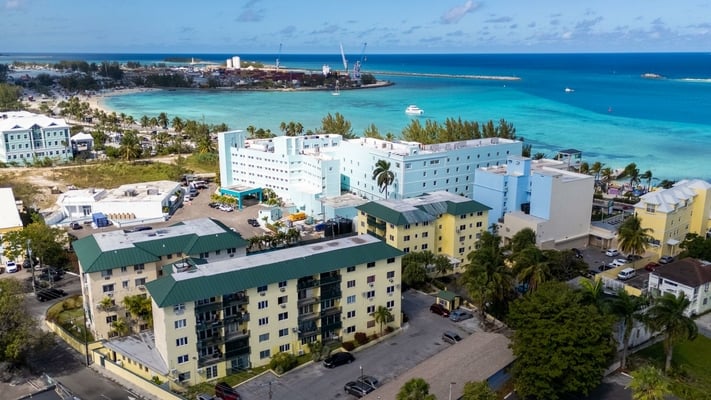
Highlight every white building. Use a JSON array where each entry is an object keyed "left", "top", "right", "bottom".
[
  {"left": 218, "top": 131, "right": 522, "bottom": 217},
  {"left": 0, "top": 111, "right": 73, "bottom": 164},
  {"left": 648, "top": 258, "right": 711, "bottom": 316},
  {"left": 474, "top": 156, "right": 594, "bottom": 249},
  {"left": 56, "top": 180, "right": 184, "bottom": 226}
]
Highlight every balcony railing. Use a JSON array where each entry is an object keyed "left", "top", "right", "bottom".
[
  {"left": 224, "top": 329, "right": 250, "bottom": 342},
  {"left": 224, "top": 312, "right": 249, "bottom": 323},
  {"left": 195, "top": 301, "right": 222, "bottom": 312},
  {"left": 223, "top": 293, "right": 249, "bottom": 306},
  {"left": 297, "top": 279, "right": 319, "bottom": 290},
  {"left": 224, "top": 345, "right": 251, "bottom": 359},
  {"left": 320, "top": 275, "right": 341, "bottom": 285},
  {"left": 298, "top": 311, "right": 320, "bottom": 322},
  {"left": 198, "top": 352, "right": 223, "bottom": 366},
  {"left": 298, "top": 296, "right": 320, "bottom": 306},
  {"left": 320, "top": 320, "right": 342, "bottom": 334},
  {"left": 320, "top": 306, "right": 342, "bottom": 317},
  {"left": 321, "top": 289, "right": 342, "bottom": 301}
]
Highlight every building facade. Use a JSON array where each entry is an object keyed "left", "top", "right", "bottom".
[
  {"left": 142, "top": 235, "right": 402, "bottom": 386},
  {"left": 634, "top": 179, "right": 711, "bottom": 258},
  {"left": 73, "top": 218, "right": 249, "bottom": 339},
  {"left": 0, "top": 187, "right": 24, "bottom": 264},
  {"left": 355, "top": 191, "right": 490, "bottom": 266},
  {"left": 474, "top": 156, "right": 594, "bottom": 249},
  {"left": 0, "top": 111, "right": 73, "bottom": 164},
  {"left": 647, "top": 258, "right": 711, "bottom": 316}
]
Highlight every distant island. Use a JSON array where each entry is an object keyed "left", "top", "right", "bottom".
[{"left": 164, "top": 57, "right": 196, "bottom": 63}]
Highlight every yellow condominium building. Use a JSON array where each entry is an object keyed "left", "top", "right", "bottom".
[
  {"left": 355, "top": 191, "right": 490, "bottom": 266},
  {"left": 73, "top": 218, "right": 248, "bottom": 339},
  {"left": 634, "top": 179, "right": 711, "bottom": 258}
]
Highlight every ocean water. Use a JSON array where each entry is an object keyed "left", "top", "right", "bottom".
[{"left": 5, "top": 52, "right": 711, "bottom": 180}]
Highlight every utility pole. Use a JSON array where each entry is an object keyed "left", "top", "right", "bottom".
[
  {"left": 449, "top": 382, "right": 456, "bottom": 400},
  {"left": 27, "top": 240, "right": 36, "bottom": 295}
]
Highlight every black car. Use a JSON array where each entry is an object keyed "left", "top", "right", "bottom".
[
  {"left": 70, "top": 222, "right": 83, "bottom": 230},
  {"left": 36, "top": 288, "right": 66, "bottom": 302},
  {"left": 247, "top": 218, "right": 260, "bottom": 227},
  {"left": 344, "top": 381, "right": 375, "bottom": 398},
  {"left": 323, "top": 352, "right": 355, "bottom": 368}
]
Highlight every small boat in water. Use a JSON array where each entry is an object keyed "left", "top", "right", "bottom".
[
  {"left": 405, "top": 105, "right": 424, "bottom": 115},
  {"left": 564, "top": 87, "right": 575, "bottom": 93}
]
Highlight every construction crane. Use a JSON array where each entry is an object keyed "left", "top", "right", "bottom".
[
  {"left": 359, "top": 42, "right": 367, "bottom": 65},
  {"left": 340, "top": 43, "right": 348, "bottom": 73},
  {"left": 353, "top": 42, "right": 367, "bottom": 80},
  {"left": 276, "top": 43, "right": 282, "bottom": 71}
]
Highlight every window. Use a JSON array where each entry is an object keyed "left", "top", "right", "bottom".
[
  {"left": 122, "top": 281, "right": 129, "bottom": 289},
  {"left": 278, "top": 312, "right": 289, "bottom": 321},
  {"left": 135, "top": 278, "right": 146, "bottom": 286},
  {"left": 101, "top": 270, "right": 113, "bottom": 279},
  {"left": 458, "top": 247, "right": 465, "bottom": 254},
  {"left": 387, "top": 271, "right": 395, "bottom": 279},
  {"left": 367, "top": 261, "right": 376, "bottom": 268},
  {"left": 174, "top": 319, "right": 187, "bottom": 329},
  {"left": 105, "top": 315, "right": 117, "bottom": 324},
  {"left": 422, "top": 232, "right": 428, "bottom": 238},
  {"left": 403, "top": 247, "right": 410, "bottom": 253},
  {"left": 176, "top": 337, "right": 188, "bottom": 346},
  {"left": 476, "top": 221, "right": 483, "bottom": 227},
  {"left": 258, "top": 317, "right": 269, "bottom": 326},
  {"left": 206, "top": 365, "right": 218, "bottom": 379},
  {"left": 278, "top": 281, "right": 287, "bottom": 288},
  {"left": 403, "top": 235, "right": 410, "bottom": 241},
  {"left": 278, "top": 295, "right": 288, "bottom": 304},
  {"left": 367, "top": 320, "right": 376, "bottom": 328},
  {"left": 279, "top": 344, "right": 291, "bottom": 352},
  {"left": 387, "top": 257, "right": 396, "bottom": 263},
  {"left": 102, "top": 284, "right": 114, "bottom": 293},
  {"left": 347, "top": 265, "right": 356, "bottom": 272},
  {"left": 387, "top": 300, "right": 395, "bottom": 309},
  {"left": 177, "top": 354, "right": 189, "bottom": 364},
  {"left": 259, "top": 333, "right": 270, "bottom": 342},
  {"left": 134, "top": 264, "right": 144, "bottom": 273},
  {"left": 459, "top": 224, "right": 466, "bottom": 230},
  {"left": 345, "top": 325, "right": 356, "bottom": 334},
  {"left": 279, "top": 328, "right": 289, "bottom": 337},
  {"left": 174, "top": 303, "right": 185, "bottom": 313},
  {"left": 347, "top": 295, "right": 356, "bottom": 304},
  {"left": 367, "top": 275, "right": 375, "bottom": 284},
  {"left": 422, "top": 244, "right": 428, "bottom": 250},
  {"left": 366, "top": 290, "right": 375, "bottom": 299},
  {"left": 389, "top": 235, "right": 394, "bottom": 241},
  {"left": 257, "top": 285, "right": 268, "bottom": 292},
  {"left": 347, "top": 279, "right": 356, "bottom": 288},
  {"left": 260, "top": 350, "right": 271, "bottom": 359},
  {"left": 367, "top": 305, "right": 375, "bottom": 314},
  {"left": 387, "top": 286, "right": 395, "bottom": 294},
  {"left": 258, "top": 300, "right": 268, "bottom": 309},
  {"left": 646, "top": 204, "right": 656, "bottom": 213},
  {"left": 477, "top": 211, "right": 484, "bottom": 216},
  {"left": 120, "top": 266, "right": 127, "bottom": 273}
]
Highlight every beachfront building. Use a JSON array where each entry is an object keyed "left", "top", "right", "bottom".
[
  {"left": 99, "top": 235, "right": 403, "bottom": 387},
  {"left": 633, "top": 179, "right": 711, "bottom": 258},
  {"left": 355, "top": 191, "right": 490, "bottom": 268},
  {"left": 0, "top": 111, "right": 73, "bottom": 164},
  {"left": 218, "top": 131, "right": 521, "bottom": 217},
  {"left": 474, "top": 156, "right": 594, "bottom": 249},
  {"left": 52, "top": 180, "right": 185, "bottom": 227},
  {"left": 73, "top": 218, "right": 249, "bottom": 340},
  {"left": 0, "top": 188, "right": 24, "bottom": 264},
  {"left": 647, "top": 258, "right": 711, "bottom": 316}
]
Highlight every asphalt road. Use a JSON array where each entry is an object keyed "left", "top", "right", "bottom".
[{"left": 234, "top": 290, "right": 480, "bottom": 400}]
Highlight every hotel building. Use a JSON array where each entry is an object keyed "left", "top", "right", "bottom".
[
  {"left": 73, "top": 218, "right": 249, "bottom": 339},
  {"left": 634, "top": 179, "right": 711, "bottom": 258},
  {"left": 355, "top": 191, "right": 490, "bottom": 266},
  {"left": 0, "top": 111, "right": 73, "bottom": 164},
  {"left": 102, "top": 235, "right": 403, "bottom": 387}
]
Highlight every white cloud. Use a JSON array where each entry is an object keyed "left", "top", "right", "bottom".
[
  {"left": 5, "top": 0, "right": 25, "bottom": 9},
  {"left": 440, "top": 1, "right": 479, "bottom": 25}
]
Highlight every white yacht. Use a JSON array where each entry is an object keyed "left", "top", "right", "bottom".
[{"left": 405, "top": 105, "right": 424, "bottom": 115}]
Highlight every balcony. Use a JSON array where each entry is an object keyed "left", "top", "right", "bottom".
[
  {"left": 224, "top": 312, "right": 249, "bottom": 323},
  {"left": 298, "top": 311, "right": 319, "bottom": 322},
  {"left": 196, "top": 318, "right": 223, "bottom": 330},
  {"left": 224, "top": 344, "right": 250, "bottom": 359},
  {"left": 298, "top": 324, "right": 319, "bottom": 338},
  {"left": 223, "top": 292, "right": 249, "bottom": 306},
  {"left": 197, "top": 333, "right": 222, "bottom": 345},
  {"left": 224, "top": 328, "right": 250, "bottom": 342},
  {"left": 297, "top": 279, "right": 319, "bottom": 290},
  {"left": 320, "top": 320, "right": 342, "bottom": 334},
  {"left": 298, "top": 296, "right": 320, "bottom": 306},
  {"left": 195, "top": 301, "right": 222, "bottom": 312},
  {"left": 320, "top": 306, "right": 342, "bottom": 317},
  {"left": 320, "top": 275, "right": 341, "bottom": 286},
  {"left": 321, "top": 289, "right": 342, "bottom": 301},
  {"left": 198, "top": 352, "right": 223, "bottom": 367}
]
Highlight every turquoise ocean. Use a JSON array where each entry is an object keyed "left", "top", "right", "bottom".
[{"left": 4, "top": 52, "right": 711, "bottom": 180}]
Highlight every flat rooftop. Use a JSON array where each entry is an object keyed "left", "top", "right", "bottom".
[
  {"left": 102, "top": 332, "right": 168, "bottom": 375},
  {"left": 93, "top": 218, "right": 227, "bottom": 252},
  {"left": 102, "top": 180, "right": 180, "bottom": 202},
  {"left": 320, "top": 193, "right": 370, "bottom": 209}
]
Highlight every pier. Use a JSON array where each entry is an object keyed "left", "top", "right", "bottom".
[{"left": 368, "top": 70, "right": 521, "bottom": 81}]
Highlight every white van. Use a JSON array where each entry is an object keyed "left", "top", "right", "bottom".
[{"left": 617, "top": 267, "right": 636, "bottom": 280}]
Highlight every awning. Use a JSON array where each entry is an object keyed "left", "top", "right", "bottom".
[{"left": 666, "top": 238, "right": 681, "bottom": 246}]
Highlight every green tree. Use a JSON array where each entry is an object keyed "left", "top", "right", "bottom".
[
  {"left": 627, "top": 365, "right": 671, "bottom": 400},
  {"left": 431, "top": 254, "right": 452, "bottom": 277},
  {"left": 321, "top": 112, "right": 356, "bottom": 139},
  {"left": 617, "top": 215, "right": 654, "bottom": 258},
  {"left": 462, "top": 231, "right": 512, "bottom": 317},
  {"left": 512, "top": 246, "right": 553, "bottom": 293},
  {"left": 397, "top": 378, "right": 437, "bottom": 400},
  {"left": 402, "top": 260, "right": 428, "bottom": 288},
  {"left": 606, "top": 289, "right": 647, "bottom": 370},
  {"left": 509, "top": 228, "right": 536, "bottom": 253},
  {"left": 2, "top": 216, "right": 68, "bottom": 270},
  {"left": 111, "top": 318, "right": 130, "bottom": 337},
  {"left": 171, "top": 116, "right": 184, "bottom": 133},
  {"left": 579, "top": 278, "right": 605, "bottom": 311},
  {"left": 0, "top": 279, "right": 47, "bottom": 366},
  {"left": 645, "top": 292, "right": 698, "bottom": 372},
  {"left": 0, "top": 83, "right": 24, "bottom": 110},
  {"left": 508, "top": 282, "right": 615, "bottom": 400},
  {"left": 461, "top": 381, "right": 497, "bottom": 400},
  {"left": 372, "top": 305, "right": 393, "bottom": 335},
  {"left": 363, "top": 123, "right": 383, "bottom": 139},
  {"left": 119, "top": 131, "right": 143, "bottom": 161},
  {"left": 372, "top": 159, "right": 395, "bottom": 199},
  {"left": 679, "top": 233, "right": 711, "bottom": 260},
  {"left": 123, "top": 295, "right": 153, "bottom": 331}
]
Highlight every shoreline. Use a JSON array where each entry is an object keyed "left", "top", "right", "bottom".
[{"left": 82, "top": 87, "right": 162, "bottom": 115}]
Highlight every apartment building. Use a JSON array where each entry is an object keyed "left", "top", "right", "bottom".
[
  {"left": 355, "top": 191, "right": 490, "bottom": 265},
  {"left": 474, "top": 156, "right": 594, "bottom": 249},
  {"left": 134, "top": 235, "right": 403, "bottom": 386},
  {"left": 218, "top": 131, "right": 522, "bottom": 216},
  {"left": 634, "top": 179, "right": 711, "bottom": 258},
  {"left": 647, "top": 258, "right": 711, "bottom": 316},
  {"left": 0, "top": 111, "right": 73, "bottom": 164},
  {"left": 73, "top": 218, "right": 248, "bottom": 339}
]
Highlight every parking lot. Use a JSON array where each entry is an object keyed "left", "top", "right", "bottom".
[{"left": 233, "top": 290, "right": 480, "bottom": 400}]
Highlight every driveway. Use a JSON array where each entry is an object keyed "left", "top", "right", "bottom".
[{"left": 234, "top": 290, "right": 480, "bottom": 400}]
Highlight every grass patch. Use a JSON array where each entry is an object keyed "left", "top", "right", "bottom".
[
  {"left": 183, "top": 365, "right": 269, "bottom": 399},
  {"left": 54, "top": 161, "right": 188, "bottom": 188},
  {"left": 46, "top": 295, "right": 95, "bottom": 342},
  {"left": 634, "top": 335, "right": 711, "bottom": 399}
]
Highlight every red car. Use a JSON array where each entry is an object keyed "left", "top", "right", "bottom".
[
  {"left": 429, "top": 303, "right": 450, "bottom": 317},
  {"left": 645, "top": 262, "right": 660, "bottom": 272}
]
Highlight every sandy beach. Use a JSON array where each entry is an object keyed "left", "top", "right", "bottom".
[{"left": 81, "top": 87, "right": 160, "bottom": 115}]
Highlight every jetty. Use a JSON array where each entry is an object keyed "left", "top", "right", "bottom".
[{"left": 369, "top": 70, "right": 521, "bottom": 81}]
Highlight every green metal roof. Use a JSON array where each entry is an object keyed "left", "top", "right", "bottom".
[
  {"left": 356, "top": 202, "right": 435, "bottom": 226},
  {"left": 443, "top": 199, "right": 490, "bottom": 215},
  {"left": 356, "top": 195, "right": 490, "bottom": 227},
  {"left": 147, "top": 238, "right": 404, "bottom": 307},
  {"left": 75, "top": 218, "right": 248, "bottom": 273}
]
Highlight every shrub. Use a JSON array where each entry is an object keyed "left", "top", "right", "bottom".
[
  {"left": 269, "top": 352, "right": 298, "bottom": 374},
  {"left": 354, "top": 332, "right": 369, "bottom": 345},
  {"left": 307, "top": 340, "right": 324, "bottom": 361},
  {"left": 385, "top": 326, "right": 395, "bottom": 334},
  {"left": 342, "top": 341, "right": 356, "bottom": 351}
]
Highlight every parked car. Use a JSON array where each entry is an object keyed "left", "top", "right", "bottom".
[
  {"left": 356, "top": 375, "right": 379, "bottom": 390},
  {"left": 219, "top": 204, "right": 234, "bottom": 212},
  {"left": 429, "top": 303, "right": 450, "bottom": 317},
  {"left": 323, "top": 351, "right": 355, "bottom": 368},
  {"left": 70, "top": 222, "right": 83, "bottom": 230},
  {"left": 208, "top": 202, "right": 220, "bottom": 208},
  {"left": 5, "top": 261, "right": 18, "bottom": 273},
  {"left": 344, "top": 381, "right": 375, "bottom": 398},
  {"left": 36, "top": 288, "right": 66, "bottom": 302},
  {"left": 214, "top": 382, "right": 240, "bottom": 400},
  {"left": 196, "top": 394, "right": 215, "bottom": 400},
  {"left": 247, "top": 218, "right": 260, "bottom": 227},
  {"left": 599, "top": 264, "right": 614, "bottom": 272},
  {"left": 449, "top": 309, "right": 473, "bottom": 322},
  {"left": 617, "top": 267, "right": 637, "bottom": 281},
  {"left": 605, "top": 249, "right": 620, "bottom": 257},
  {"left": 442, "top": 331, "right": 462, "bottom": 344},
  {"left": 626, "top": 254, "right": 643, "bottom": 261},
  {"left": 611, "top": 258, "right": 628, "bottom": 267},
  {"left": 659, "top": 255, "right": 674, "bottom": 264},
  {"left": 571, "top": 248, "right": 583, "bottom": 259},
  {"left": 645, "top": 262, "right": 660, "bottom": 272}
]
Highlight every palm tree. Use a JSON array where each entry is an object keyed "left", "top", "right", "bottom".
[
  {"left": 372, "top": 159, "right": 395, "bottom": 199},
  {"left": 607, "top": 289, "right": 647, "bottom": 370},
  {"left": 157, "top": 112, "right": 169, "bottom": 129},
  {"left": 397, "top": 378, "right": 436, "bottom": 400},
  {"left": 640, "top": 170, "right": 653, "bottom": 192},
  {"left": 579, "top": 278, "right": 605, "bottom": 311},
  {"left": 139, "top": 115, "right": 150, "bottom": 129},
  {"left": 461, "top": 381, "right": 497, "bottom": 400},
  {"left": 463, "top": 231, "right": 512, "bottom": 316},
  {"left": 645, "top": 292, "right": 698, "bottom": 372},
  {"left": 617, "top": 215, "right": 654, "bottom": 258},
  {"left": 372, "top": 306, "right": 393, "bottom": 335},
  {"left": 111, "top": 318, "right": 130, "bottom": 337},
  {"left": 627, "top": 365, "right": 671, "bottom": 400},
  {"left": 171, "top": 116, "right": 184, "bottom": 133},
  {"left": 119, "top": 131, "right": 142, "bottom": 161},
  {"left": 513, "top": 246, "right": 552, "bottom": 292}
]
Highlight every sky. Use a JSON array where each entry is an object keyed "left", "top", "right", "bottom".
[{"left": 2, "top": 0, "right": 711, "bottom": 54}]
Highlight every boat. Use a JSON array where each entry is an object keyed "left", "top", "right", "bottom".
[
  {"left": 405, "top": 105, "right": 424, "bottom": 115},
  {"left": 332, "top": 82, "right": 340, "bottom": 96},
  {"left": 564, "top": 87, "right": 575, "bottom": 93}
]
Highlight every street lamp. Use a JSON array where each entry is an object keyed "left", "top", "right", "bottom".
[{"left": 449, "top": 382, "right": 456, "bottom": 400}]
